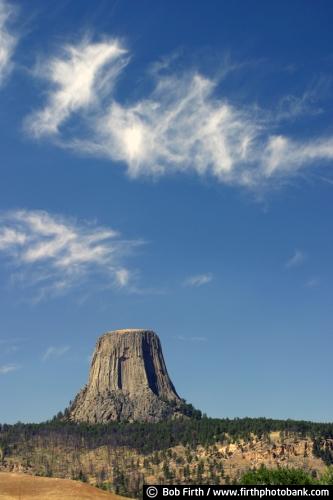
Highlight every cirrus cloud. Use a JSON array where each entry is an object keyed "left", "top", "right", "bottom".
[
  {"left": 0, "top": 0, "right": 17, "bottom": 86},
  {"left": 24, "top": 37, "right": 333, "bottom": 188},
  {"left": 183, "top": 273, "right": 213, "bottom": 287},
  {"left": 0, "top": 363, "right": 19, "bottom": 374},
  {"left": 25, "top": 37, "right": 127, "bottom": 137},
  {"left": 0, "top": 209, "right": 141, "bottom": 299},
  {"left": 42, "top": 345, "right": 70, "bottom": 362}
]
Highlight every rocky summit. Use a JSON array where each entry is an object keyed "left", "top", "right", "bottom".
[{"left": 69, "top": 329, "right": 185, "bottom": 423}]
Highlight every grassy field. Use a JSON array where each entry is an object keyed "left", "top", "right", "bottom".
[{"left": 0, "top": 472, "right": 126, "bottom": 500}]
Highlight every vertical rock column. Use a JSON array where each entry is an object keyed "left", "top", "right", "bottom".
[{"left": 69, "top": 329, "right": 182, "bottom": 422}]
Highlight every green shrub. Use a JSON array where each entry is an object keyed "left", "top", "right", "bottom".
[
  {"left": 320, "top": 467, "right": 333, "bottom": 485},
  {"left": 239, "top": 465, "right": 315, "bottom": 485}
]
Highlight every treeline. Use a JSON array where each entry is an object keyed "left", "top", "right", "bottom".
[
  {"left": 238, "top": 465, "right": 333, "bottom": 485},
  {"left": 1, "top": 416, "right": 333, "bottom": 455}
]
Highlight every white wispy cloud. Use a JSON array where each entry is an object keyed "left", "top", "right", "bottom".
[
  {"left": 285, "top": 249, "right": 306, "bottom": 269},
  {"left": 0, "top": 363, "right": 19, "bottom": 374},
  {"left": 115, "top": 268, "right": 130, "bottom": 287},
  {"left": 263, "top": 135, "right": 333, "bottom": 177},
  {"left": 274, "top": 79, "right": 328, "bottom": 122},
  {"left": 42, "top": 345, "right": 70, "bottom": 362},
  {"left": 183, "top": 273, "right": 213, "bottom": 287},
  {"left": 25, "top": 37, "right": 127, "bottom": 137},
  {"left": 25, "top": 37, "right": 333, "bottom": 188},
  {"left": 0, "top": 0, "right": 17, "bottom": 86},
  {"left": 0, "top": 209, "right": 140, "bottom": 298}
]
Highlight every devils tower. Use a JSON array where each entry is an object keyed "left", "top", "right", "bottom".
[{"left": 69, "top": 329, "right": 185, "bottom": 423}]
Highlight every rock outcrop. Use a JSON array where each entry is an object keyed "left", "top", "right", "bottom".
[{"left": 69, "top": 329, "right": 185, "bottom": 423}]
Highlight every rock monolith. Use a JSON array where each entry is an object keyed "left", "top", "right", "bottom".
[{"left": 69, "top": 329, "right": 185, "bottom": 423}]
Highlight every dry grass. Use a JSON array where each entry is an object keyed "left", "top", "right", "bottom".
[{"left": 0, "top": 472, "right": 127, "bottom": 500}]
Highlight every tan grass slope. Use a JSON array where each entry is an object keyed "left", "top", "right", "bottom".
[{"left": 0, "top": 472, "right": 127, "bottom": 500}]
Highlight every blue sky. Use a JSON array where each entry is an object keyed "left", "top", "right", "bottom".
[{"left": 0, "top": 0, "right": 333, "bottom": 424}]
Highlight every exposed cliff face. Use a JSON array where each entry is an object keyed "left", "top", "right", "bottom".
[{"left": 69, "top": 329, "right": 183, "bottom": 423}]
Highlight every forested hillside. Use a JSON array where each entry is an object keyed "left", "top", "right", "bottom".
[{"left": 0, "top": 417, "right": 333, "bottom": 496}]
